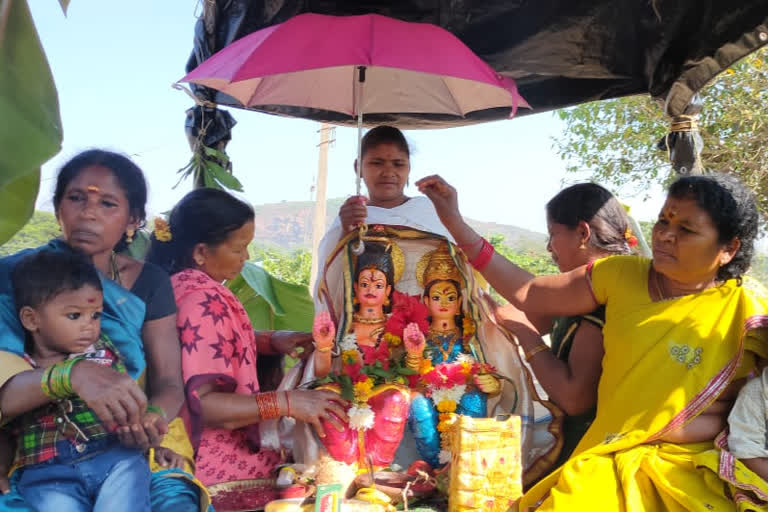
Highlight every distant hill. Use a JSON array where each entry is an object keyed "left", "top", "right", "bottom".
[{"left": 252, "top": 197, "right": 547, "bottom": 252}]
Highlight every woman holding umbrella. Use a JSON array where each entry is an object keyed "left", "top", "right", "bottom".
[{"left": 312, "top": 125, "right": 451, "bottom": 297}]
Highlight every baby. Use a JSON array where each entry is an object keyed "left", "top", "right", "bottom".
[{"left": 0, "top": 249, "right": 154, "bottom": 510}]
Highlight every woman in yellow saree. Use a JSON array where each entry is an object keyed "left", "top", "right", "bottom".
[{"left": 416, "top": 172, "right": 768, "bottom": 511}]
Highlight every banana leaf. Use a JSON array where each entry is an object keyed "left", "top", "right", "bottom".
[
  {"left": 0, "top": 0, "right": 63, "bottom": 245},
  {"left": 228, "top": 261, "right": 314, "bottom": 332}
]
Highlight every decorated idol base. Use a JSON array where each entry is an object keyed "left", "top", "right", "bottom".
[{"left": 288, "top": 225, "right": 550, "bottom": 511}]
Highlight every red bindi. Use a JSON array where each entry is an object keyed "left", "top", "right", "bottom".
[{"left": 88, "top": 298, "right": 96, "bottom": 303}]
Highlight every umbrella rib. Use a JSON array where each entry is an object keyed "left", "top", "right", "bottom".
[
  {"left": 245, "top": 76, "right": 269, "bottom": 107},
  {"left": 435, "top": 76, "right": 466, "bottom": 116}
]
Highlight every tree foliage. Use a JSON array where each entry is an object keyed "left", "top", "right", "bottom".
[
  {"left": 554, "top": 48, "right": 768, "bottom": 213},
  {"left": 487, "top": 234, "right": 556, "bottom": 303},
  {"left": 0, "top": 210, "right": 59, "bottom": 256},
  {"left": 250, "top": 244, "right": 313, "bottom": 287}
]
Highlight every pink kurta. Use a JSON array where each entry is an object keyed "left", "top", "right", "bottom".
[{"left": 172, "top": 268, "right": 282, "bottom": 486}]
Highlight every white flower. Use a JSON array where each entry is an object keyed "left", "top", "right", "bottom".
[
  {"left": 438, "top": 450, "right": 452, "bottom": 464},
  {"left": 348, "top": 404, "right": 375, "bottom": 431},
  {"left": 431, "top": 385, "right": 467, "bottom": 407},
  {"left": 339, "top": 333, "right": 358, "bottom": 352},
  {"left": 455, "top": 353, "right": 476, "bottom": 365}
]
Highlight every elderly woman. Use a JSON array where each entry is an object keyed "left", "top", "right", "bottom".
[
  {"left": 418, "top": 173, "right": 768, "bottom": 510},
  {"left": 0, "top": 150, "right": 207, "bottom": 511},
  {"left": 146, "top": 188, "right": 348, "bottom": 504}
]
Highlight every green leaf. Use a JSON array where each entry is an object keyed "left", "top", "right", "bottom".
[
  {"left": 206, "top": 161, "right": 244, "bottom": 192},
  {"left": 0, "top": 0, "right": 62, "bottom": 192},
  {"left": 0, "top": 169, "right": 40, "bottom": 245},
  {"left": 232, "top": 261, "right": 315, "bottom": 332},
  {"left": 239, "top": 261, "right": 284, "bottom": 315},
  {"left": 338, "top": 375, "right": 354, "bottom": 401},
  {"left": 367, "top": 367, "right": 395, "bottom": 380},
  {"left": 203, "top": 145, "right": 230, "bottom": 162}
]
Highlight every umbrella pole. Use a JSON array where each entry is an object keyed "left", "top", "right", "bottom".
[
  {"left": 352, "top": 66, "right": 367, "bottom": 255},
  {"left": 355, "top": 67, "right": 365, "bottom": 196}
]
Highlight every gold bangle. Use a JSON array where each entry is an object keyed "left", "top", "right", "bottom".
[
  {"left": 315, "top": 346, "right": 332, "bottom": 353},
  {"left": 524, "top": 344, "right": 549, "bottom": 362}
]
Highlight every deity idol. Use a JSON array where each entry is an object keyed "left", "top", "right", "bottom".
[
  {"left": 404, "top": 243, "right": 501, "bottom": 467},
  {"left": 311, "top": 240, "right": 417, "bottom": 468}
]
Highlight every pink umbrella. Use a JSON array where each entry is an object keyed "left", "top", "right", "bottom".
[
  {"left": 180, "top": 13, "right": 528, "bottom": 251},
  {"left": 181, "top": 13, "right": 527, "bottom": 123}
]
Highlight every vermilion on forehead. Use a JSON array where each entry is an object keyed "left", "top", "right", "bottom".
[
  {"left": 359, "top": 269, "right": 386, "bottom": 281},
  {"left": 66, "top": 166, "right": 126, "bottom": 198}
]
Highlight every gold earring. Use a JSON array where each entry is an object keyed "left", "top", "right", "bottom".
[
  {"left": 384, "top": 297, "right": 390, "bottom": 306},
  {"left": 125, "top": 228, "right": 135, "bottom": 244},
  {"left": 579, "top": 242, "right": 586, "bottom": 249}
]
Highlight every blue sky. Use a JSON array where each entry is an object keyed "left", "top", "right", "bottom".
[{"left": 28, "top": 0, "right": 666, "bottom": 236}]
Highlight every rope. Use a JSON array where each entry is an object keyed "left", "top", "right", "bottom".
[
  {"left": 664, "top": 114, "right": 700, "bottom": 165},
  {"left": 171, "top": 83, "right": 218, "bottom": 109}
]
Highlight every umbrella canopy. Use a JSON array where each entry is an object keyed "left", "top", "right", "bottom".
[{"left": 180, "top": 13, "right": 527, "bottom": 127}]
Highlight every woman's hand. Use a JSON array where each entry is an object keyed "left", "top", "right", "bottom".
[
  {"left": 339, "top": 196, "right": 368, "bottom": 233},
  {"left": 288, "top": 389, "right": 349, "bottom": 438},
  {"left": 270, "top": 331, "right": 315, "bottom": 360},
  {"left": 312, "top": 312, "right": 336, "bottom": 351},
  {"left": 153, "top": 447, "right": 186, "bottom": 469},
  {"left": 483, "top": 294, "right": 535, "bottom": 336},
  {"left": 116, "top": 411, "right": 168, "bottom": 451},
  {"left": 404, "top": 322, "right": 426, "bottom": 355},
  {"left": 415, "top": 175, "right": 461, "bottom": 230},
  {"left": 70, "top": 361, "right": 148, "bottom": 434}
]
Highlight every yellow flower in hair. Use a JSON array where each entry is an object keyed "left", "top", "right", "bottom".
[{"left": 154, "top": 218, "right": 172, "bottom": 242}]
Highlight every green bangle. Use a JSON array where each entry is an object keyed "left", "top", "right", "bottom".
[
  {"left": 40, "top": 365, "right": 55, "bottom": 400},
  {"left": 146, "top": 404, "right": 167, "bottom": 420},
  {"left": 42, "top": 358, "right": 79, "bottom": 400}
]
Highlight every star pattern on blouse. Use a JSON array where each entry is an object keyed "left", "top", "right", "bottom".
[
  {"left": 199, "top": 292, "right": 230, "bottom": 325},
  {"left": 245, "top": 382, "right": 258, "bottom": 394},
  {"left": 232, "top": 330, "right": 251, "bottom": 366},
  {"left": 179, "top": 318, "right": 204, "bottom": 354},
  {"left": 210, "top": 332, "right": 241, "bottom": 368}
]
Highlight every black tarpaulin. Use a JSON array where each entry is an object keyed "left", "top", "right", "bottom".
[{"left": 186, "top": 0, "right": 768, "bottom": 128}]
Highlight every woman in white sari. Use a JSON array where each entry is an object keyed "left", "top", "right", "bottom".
[
  {"left": 290, "top": 127, "right": 554, "bottom": 482},
  {"left": 312, "top": 126, "right": 451, "bottom": 298}
]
